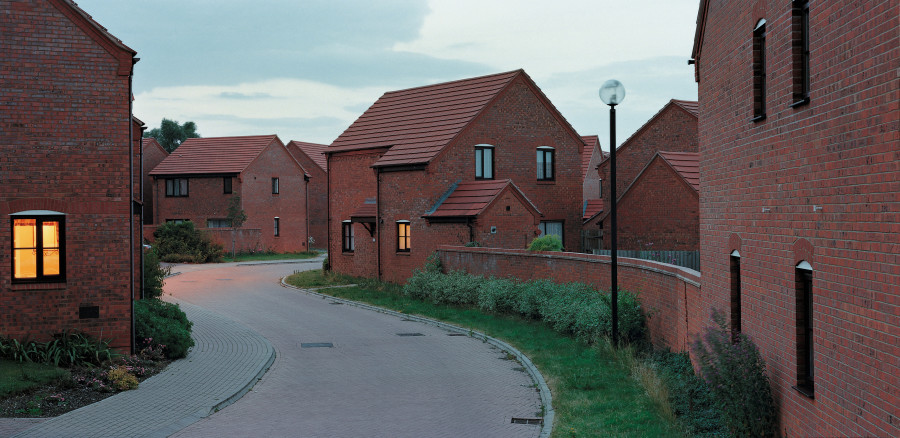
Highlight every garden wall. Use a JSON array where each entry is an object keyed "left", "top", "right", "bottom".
[
  {"left": 437, "top": 245, "right": 702, "bottom": 352},
  {"left": 142, "top": 225, "right": 262, "bottom": 254}
]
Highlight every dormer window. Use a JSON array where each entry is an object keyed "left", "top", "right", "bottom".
[{"left": 475, "top": 144, "right": 494, "bottom": 180}]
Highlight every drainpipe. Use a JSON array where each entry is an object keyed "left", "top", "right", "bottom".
[
  {"left": 128, "top": 69, "right": 135, "bottom": 356},
  {"left": 376, "top": 168, "right": 382, "bottom": 281},
  {"left": 304, "top": 174, "right": 310, "bottom": 251},
  {"left": 326, "top": 156, "right": 331, "bottom": 270}
]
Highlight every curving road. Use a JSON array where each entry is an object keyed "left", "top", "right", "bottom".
[{"left": 165, "top": 260, "right": 543, "bottom": 438}]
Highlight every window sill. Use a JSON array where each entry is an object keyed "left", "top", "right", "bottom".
[
  {"left": 342, "top": 251, "right": 354, "bottom": 255},
  {"left": 790, "top": 97, "right": 810, "bottom": 108},
  {"left": 751, "top": 114, "right": 767, "bottom": 123},
  {"left": 11, "top": 282, "right": 67, "bottom": 291},
  {"left": 396, "top": 251, "right": 411, "bottom": 256},
  {"left": 792, "top": 385, "right": 814, "bottom": 399},
  {"left": 536, "top": 180, "right": 556, "bottom": 185}
]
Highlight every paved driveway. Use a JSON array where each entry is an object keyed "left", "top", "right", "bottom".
[{"left": 166, "top": 261, "right": 542, "bottom": 438}]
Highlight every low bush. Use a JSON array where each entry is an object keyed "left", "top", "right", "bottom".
[
  {"left": 153, "top": 221, "right": 224, "bottom": 263},
  {"left": 134, "top": 299, "right": 194, "bottom": 359},
  {"left": 693, "top": 311, "right": 778, "bottom": 437},
  {"left": 648, "top": 349, "right": 727, "bottom": 436},
  {"left": 527, "top": 234, "right": 563, "bottom": 251},
  {"left": 143, "top": 247, "right": 170, "bottom": 299},
  {"left": 106, "top": 365, "right": 139, "bottom": 391},
  {"left": 0, "top": 331, "right": 115, "bottom": 367}
]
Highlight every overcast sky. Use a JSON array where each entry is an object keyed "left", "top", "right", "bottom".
[{"left": 76, "top": 0, "right": 699, "bottom": 150}]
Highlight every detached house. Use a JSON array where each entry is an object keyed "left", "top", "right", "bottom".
[
  {"left": 693, "top": 0, "right": 898, "bottom": 435},
  {"left": 1, "top": 0, "right": 140, "bottom": 352},
  {"left": 286, "top": 140, "right": 328, "bottom": 248},
  {"left": 149, "top": 135, "right": 310, "bottom": 253},
  {"left": 580, "top": 135, "right": 606, "bottom": 252},
  {"left": 327, "top": 70, "right": 584, "bottom": 283}
]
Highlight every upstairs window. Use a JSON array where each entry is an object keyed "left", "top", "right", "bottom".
[
  {"left": 474, "top": 144, "right": 494, "bottom": 180},
  {"left": 342, "top": 221, "right": 354, "bottom": 253},
  {"left": 224, "top": 177, "right": 233, "bottom": 194},
  {"left": 272, "top": 177, "right": 280, "bottom": 194},
  {"left": 166, "top": 178, "right": 189, "bottom": 197},
  {"left": 397, "top": 221, "right": 410, "bottom": 252},
  {"left": 752, "top": 19, "right": 767, "bottom": 121},
  {"left": 536, "top": 147, "right": 555, "bottom": 181},
  {"left": 12, "top": 213, "right": 65, "bottom": 283},
  {"left": 791, "top": 1, "right": 811, "bottom": 105}
]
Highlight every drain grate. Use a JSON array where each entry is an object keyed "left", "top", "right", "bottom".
[
  {"left": 447, "top": 333, "right": 467, "bottom": 337},
  {"left": 301, "top": 342, "right": 334, "bottom": 348},
  {"left": 510, "top": 418, "right": 543, "bottom": 425},
  {"left": 396, "top": 333, "right": 424, "bottom": 337},
  {"left": 328, "top": 302, "right": 343, "bottom": 305}
]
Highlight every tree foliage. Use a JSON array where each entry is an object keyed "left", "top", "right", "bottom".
[
  {"left": 143, "top": 118, "right": 200, "bottom": 152},
  {"left": 225, "top": 196, "right": 247, "bottom": 229}
]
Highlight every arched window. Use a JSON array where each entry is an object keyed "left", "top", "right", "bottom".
[
  {"left": 794, "top": 260, "right": 814, "bottom": 397},
  {"left": 752, "top": 19, "right": 767, "bottom": 120}
]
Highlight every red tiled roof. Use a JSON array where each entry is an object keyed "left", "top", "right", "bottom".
[
  {"left": 425, "top": 179, "right": 541, "bottom": 218},
  {"left": 149, "top": 135, "right": 280, "bottom": 175},
  {"left": 328, "top": 70, "right": 522, "bottom": 167},
  {"left": 350, "top": 199, "right": 377, "bottom": 221},
  {"left": 671, "top": 100, "right": 699, "bottom": 117},
  {"left": 288, "top": 140, "right": 328, "bottom": 172},
  {"left": 581, "top": 135, "right": 599, "bottom": 178},
  {"left": 658, "top": 151, "right": 700, "bottom": 191},
  {"left": 583, "top": 199, "right": 604, "bottom": 222},
  {"left": 141, "top": 138, "right": 168, "bottom": 156}
]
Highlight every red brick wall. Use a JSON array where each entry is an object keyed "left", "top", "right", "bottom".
[
  {"left": 696, "top": 1, "right": 899, "bottom": 435},
  {"left": 597, "top": 104, "right": 698, "bottom": 203},
  {"left": 327, "top": 150, "right": 382, "bottom": 279},
  {"left": 0, "top": 0, "right": 135, "bottom": 351},
  {"left": 141, "top": 138, "right": 168, "bottom": 226},
  {"left": 473, "top": 189, "right": 540, "bottom": 249},
  {"left": 600, "top": 157, "right": 699, "bottom": 251},
  {"left": 437, "top": 246, "right": 702, "bottom": 352},
  {"left": 286, "top": 144, "right": 327, "bottom": 249},
  {"left": 154, "top": 175, "right": 240, "bottom": 227},
  {"left": 583, "top": 144, "right": 603, "bottom": 202}
]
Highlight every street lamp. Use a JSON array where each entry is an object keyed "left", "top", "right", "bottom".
[{"left": 599, "top": 79, "right": 624, "bottom": 347}]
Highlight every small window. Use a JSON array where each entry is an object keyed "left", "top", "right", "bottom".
[
  {"left": 165, "top": 178, "right": 189, "bottom": 197},
  {"left": 791, "top": 1, "right": 811, "bottom": 105},
  {"left": 536, "top": 147, "right": 554, "bottom": 181},
  {"left": 165, "top": 219, "right": 189, "bottom": 224},
  {"left": 342, "top": 221, "right": 354, "bottom": 253},
  {"left": 12, "top": 214, "right": 65, "bottom": 283},
  {"left": 538, "top": 221, "right": 563, "bottom": 242},
  {"left": 272, "top": 178, "right": 280, "bottom": 194},
  {"left": 223, "top": 177, "right": 233, "bottom": 194},
  {"left": 794, "top": 261, "right": 814, "bottom": 397},
  {"left": 752, "top": 19, "right": 767, "bottom": 121},
  {"left": 397, "top": 221, "right": 410, "bottom": 252},
  {"left": 730, "top": 251, "right": 742, "bottom": 342},
  {"left": 207, "top": 219, "right": 231, "bottom": 228},
  {"left": 274, "top": 217, "right": 280, "bottom": 236},
  {"left": 474, "top": 145, "right": 494, "bottom": 180},
  {"left": 598, "top": 179, "right": 602, "bottom": 198}
]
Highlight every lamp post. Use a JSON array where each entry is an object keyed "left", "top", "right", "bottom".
[{"left": 599, "top": 79, "right": 625, "bottom": 347}]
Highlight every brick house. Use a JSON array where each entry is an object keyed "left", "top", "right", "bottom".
[
  {"left": 149, "top": 135, "right": 310, "bottom": 253},
  {"left": 0, "top": 0, "right": 140, "bottom": 352},
  {"left": 692, "top": 0, "right": 899, "bottom": 435},
  {"left": 326, "top": 70, "right": 584, "bottom": 283},
  {"left": 141, "top": 138, "right": 168, "bottom": 226},
  {"left": 581, "top": 135, "right": 605, "bottom": 202},
  {"left": 286, "top": 140, "right": 328, "bottom": 249},
  {"left": 589, "top": 100, "right": 699, "bottom": 251}
]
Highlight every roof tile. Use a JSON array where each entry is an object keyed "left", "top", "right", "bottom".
[
  {"left": 426, "top": 179, "right": 541, "bottom": 218},
  {"left": 287, "top": 140, "right": 328, "bottom": 172},
  {"left": 658, "top": 151, "right": 700, "bottom": 191},
  {"left": 149, "top": 135, "right": 278, "bottom": 175}
]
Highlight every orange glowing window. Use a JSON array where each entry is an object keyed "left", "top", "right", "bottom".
[
  {"left": 397, "top": 221, "right": 410, "bottom": 252},
  {"left": 12, "top": 215, "right": 64, "bottom": 282}
]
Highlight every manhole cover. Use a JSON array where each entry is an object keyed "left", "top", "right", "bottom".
[
  {"left": 396, "top": 333, "right": 424, "bottom": 337},
  {"left": 301, "top": 342, "right": 334, "bottom": 348},
  {"left": 510, "top": 418, "right": 543, "bottom": 425}
]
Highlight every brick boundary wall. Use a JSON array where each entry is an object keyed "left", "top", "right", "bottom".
[
  {"left": 436, "top": 245, "right": 702, "bottom": 352},
  {"left": 142, "top": 225, "right": 263, "bottom": 254}
]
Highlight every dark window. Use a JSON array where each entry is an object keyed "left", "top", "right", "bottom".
[
  {"left": 165, "top": 178, "right": 189, "bottom": 197},
  {"left": 272, "top": 177, "right": 279, "bottom": 194},
  {"left": 730, "top": 253, "right": 742, "bottom": 342},
  {"left": 792, "top": 1, "right": 811, "bottom": 105},
  {"left": 274, "top": 217, "right": 280, "bottom": 236},
  {"left": 536, "top": 147, "right": 555, "bottom": 181},
  {"left": 207, "top": 219, "right": 231, "bottom": 228},
  {"left": 166, "top": 219, "right": 189, "bottom": 224},
  {"left": 224, "top": 177, "right": 233, "bottom": 194},
  {"left": 598, "top": 179, "right": 602, "bottom": 198},
  {"left": 475, "top": 145, "right": 494, "bottom": 180},
  {"left": 752, "top": 19, "right": 767, "bottom": 121},
  {"left": 342, "top": 221, "right": 354, "bottom": 253},
  {"left": 12, "top": 215, "right": 65, "bottom": 283},
  {"left": 794, "top": 263, "right": 814, "bottom": 397},
  {"left": 397, "top": 221, "right": 410, "bottom": 252},
  {"left": 539, "top": 221, "right": 563, "bottom": 242}
]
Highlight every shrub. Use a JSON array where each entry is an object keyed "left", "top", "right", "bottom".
[
  {"left": 692, "top": 311, "right": 778, "bottom": 437},
  {"left": 648, "top": 349, "right": 727, "bottom": 436},
  {"left": 143, "top": 247, "right": 170, "bottom": 299},
  {"left": 107, "top": 365, "right": 139, "bottom": 390},
  {"left": 153, "top": 221, "right": 224, "bottom": 263},
  {"left": 528, "top": 234, "right": 563, "bottom": 251},
  {"left": 134, "top": 299, "right": 194, "bottom": 359}
]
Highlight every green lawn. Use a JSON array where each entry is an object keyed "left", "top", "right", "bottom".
[
  {"left": 285, "top": 270, "right": 681, "bottom": 438},
  {"left": 0, "top": 359, "right": 69, "bottom": 397},
  {"left": 222, "top": 250, "right": 320, "bottom": 263}
]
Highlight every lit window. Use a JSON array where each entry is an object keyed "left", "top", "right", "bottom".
[
  {"left": 752, "top": 19, "right": 767, "bottom": 120},
  {"left": 397, "top": 221, "right": 410, "bottom": 252},
  {"left": 537, "top": 147, "right": 554, "bottom": 181},
  {"left": 791, "top": 1, "right": 811, "bottom": 105},
  {"left": 274, "top": 217, "right": 280, "bottom": 236},
  {"left": 342, "top": 221, "right": 354, "bottom": 253},
  {"left": 475, "top": 145, "right": 494, "bottom": 180},
  {"left": 12, "top": 214, "right": 65, "bottom": 283},
  {"left": 794, "top": 261, "right": 814, "bottom": 397},
  {"left": 539, "top": 221, "right": 563, "bottom": 241},
  {"left": 272, "top": 177, "right": 280, "bottom": 194},
  {"left": 165, "top": 178, "right": 189, "bottom": 197}
]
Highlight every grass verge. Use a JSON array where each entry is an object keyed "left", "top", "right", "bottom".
[
  {"left": 0, "top": 360, "right": 69, "bottom": 397},
  {"left": 285, "top": 270, "right": 681, "bottom": 438},
  {"left": 222, "top": 250, "right": 319, "bottom": 263}
]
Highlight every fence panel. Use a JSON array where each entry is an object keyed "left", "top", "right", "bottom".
[{"left": 592, "top": 249, "right": 700, "bottom": 271}]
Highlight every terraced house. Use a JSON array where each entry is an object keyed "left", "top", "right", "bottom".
[
  {"left": 691, "top": 0, "right": 899, "bottom": 435},
  {"left": 0, "top": 0, "right": 141, "bottom": 352},
  {"left": 326, "top": 70, "right": 584, "bottom": 283}
]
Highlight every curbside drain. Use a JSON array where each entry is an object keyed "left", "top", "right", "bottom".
[
  {"left": 300, "top": 342, "right": 334, "bottom": 348},
  {"left": 396, "top": 333, "right": 424, "bottom": 337}
]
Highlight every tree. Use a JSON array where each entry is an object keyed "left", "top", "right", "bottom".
[
  {"left": 225, "top": 196, "right": 248, "bottom": 257},
  {"left": 143, "top": 118, "right": 200, "bottom": 152}
]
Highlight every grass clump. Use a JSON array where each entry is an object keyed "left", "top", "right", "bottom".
[
  {"left": 0, "top": 360, "right": 69, "bottom": 397},
  {"left": 222, "top": 250, "right": 319, "bottom": 263}
]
